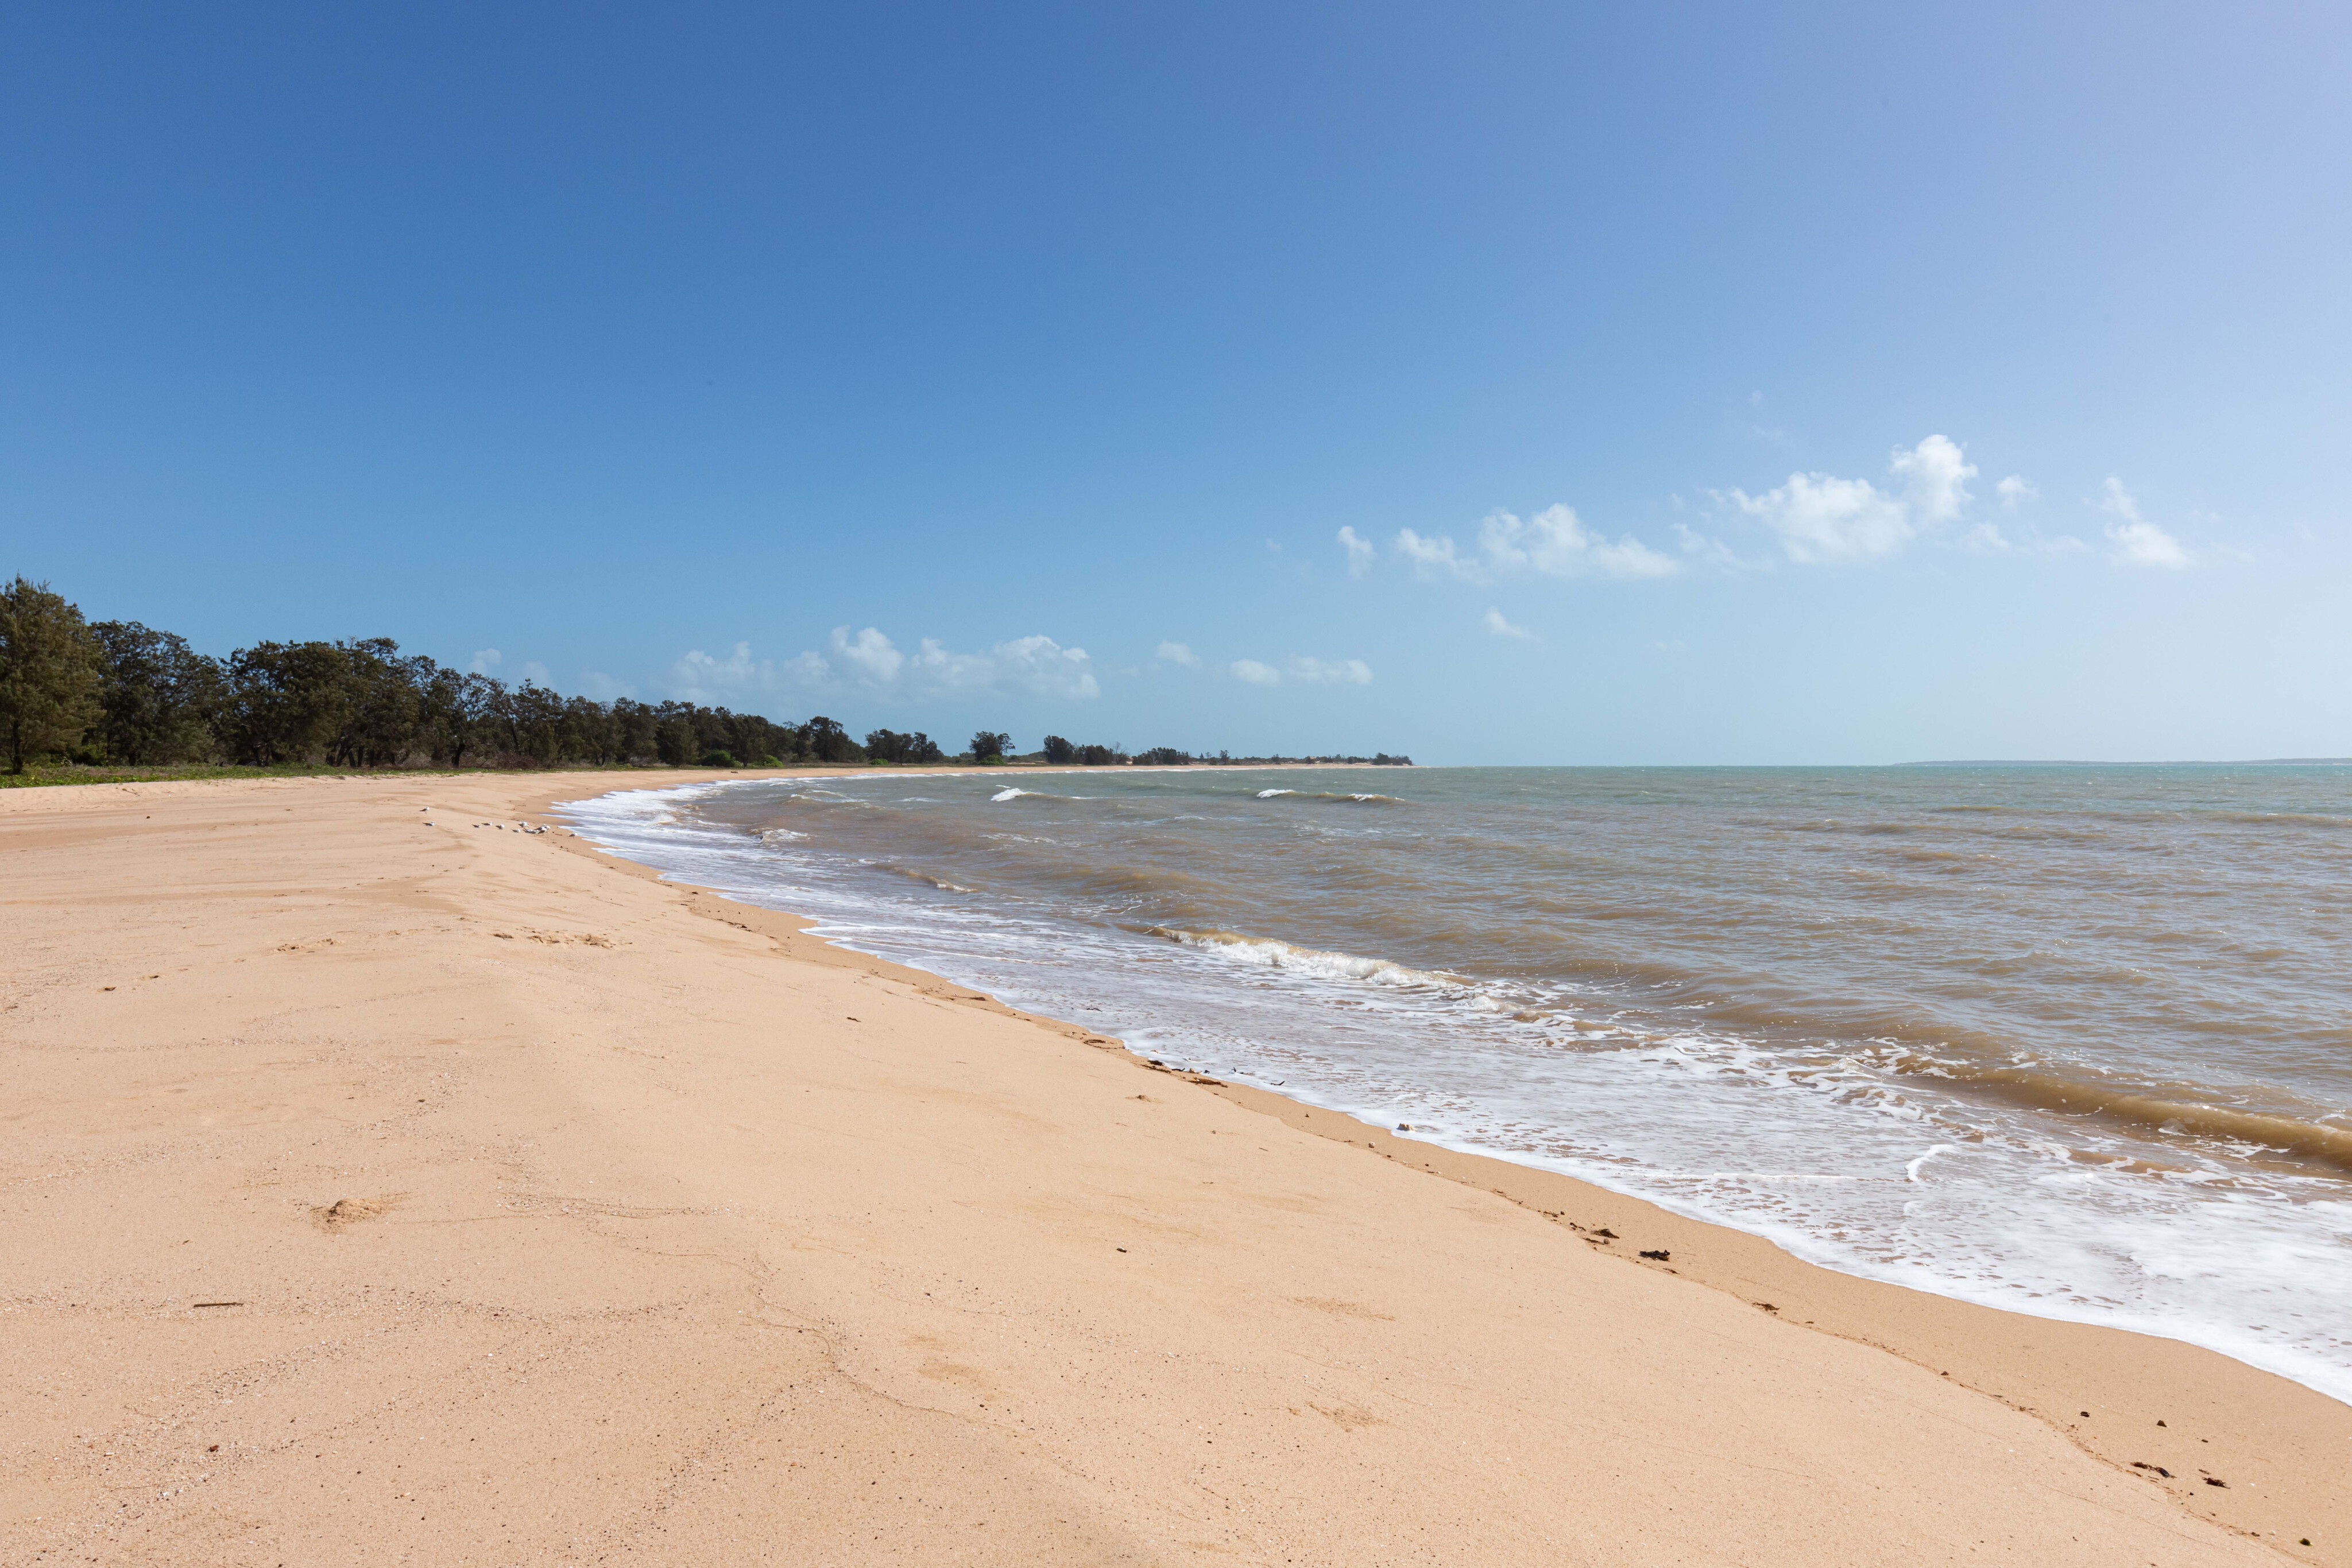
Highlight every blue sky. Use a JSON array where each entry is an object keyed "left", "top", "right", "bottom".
[{"left": 5, "top": 2, "right": 2347, "bottom": 763}]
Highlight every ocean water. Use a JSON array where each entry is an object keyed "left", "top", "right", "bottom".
[{"left": 559, "top": 765, "right": 2352, "bottom": 1405}]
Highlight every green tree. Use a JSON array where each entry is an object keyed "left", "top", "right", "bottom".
[
  {"left": 416, "top": 668, "right": 500, "bottom": 767},
  {"left": 0, "top": 578, "right": 103, "bottom": 772},
  {"left": 88, "top": 620, "right": 223, "bottom": 764},
  {"left": 862, "top": 726, "right": 939, "bottom": 764},
  {"left": 7, "top": 575, "right": 1267, "bottom": 780},
  {"left": 327, "top": 639, "right": 423, "bottom": 767},
  {"left": 718, "top": 708, "right": 790, "bottom": 766},
  {"left": 654, "top": 714, "right": 697, "bottom": 766},
  {"left": 503, "top": 680, "right": 567, "bottom": 765},
  {"left": 559, "top": 694, "right": 617, "bottom": 764},
  {"left": 217, "top": 641, "right": 356, "bottom": 764},
  {"left": 801, "top": 716, "right": 864, "bottom": 764}
]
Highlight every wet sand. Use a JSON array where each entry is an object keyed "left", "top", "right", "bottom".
[{"left": 2, "top": 768, "right": 2343, "bottom": 1565}]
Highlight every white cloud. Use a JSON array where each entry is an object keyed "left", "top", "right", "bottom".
[
  {"left": 1155, "top": 640, "right": 1201, "bottom": 667},
  {"left": 892, "top": 632, "right": 1098, "bottom": 698},
  {"left": 1997, "top": 474, "right": 2039, "bottom": 510},
  {"left": 1483, "top": 608, "right": 1533, "bottom": 640},
  {"left": 579, "top": 669, "right": 633, "bottom": 700},
  {"left": 1225, "top": 656, "right": 1374, "bottom": 687},
  {"left": 830, "top": 625, "right": 906, "bottom": 683},
  {"left": 903, "top": 637, "right": 987, "bottom": 688},
  {"left": 942, "top": 634, "right": 1099, "bottom": 699},
  {"left": 2099, "top": 478, "right": 2190, "bottom": 568},
  {"left": 1336, "top": 525, "right": 1375, "bottom": 578},
  {"left": 1394, "top": 527, "right": 1469, "bottom": 578},
  {"left": 671, "top": 641, "right": 776, "bottom": 703},
  {"left": 1479, "top": 504, "right": 1679, "bottom": 579},
  {"left": 671, "top": 629, "right": 1101, "bottom": 702},
  {"left": 469, "top": 648, "right": 502, "bottom": 675},
  {"left": 1395, "top": 507, "right": 1676, "bottom": 583},
  {"left": 1889, "top": 433, "right": 1976, "bottom": 524},
  {"left": 1720, "top": 434, "right": 1974, "bottom": 564},
  {"left": 520, "top": 660, "right": 552, "bottom": 687},
  {"left": 1289, "top": 656, "right": 1373, "bottom": 684},
  {"left": 1672, "top": 522, "right": 1744, "bottom": 569},
  {"left": 1722, "top": 470, "right": 1912, "bottom": 562}
]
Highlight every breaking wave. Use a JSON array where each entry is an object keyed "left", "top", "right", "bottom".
[
  {"left": 557, "top": 762, "right": 2352, "bottom": 1406},
  {"left": 1256, "top": 788, "right": 1401, "bottom": 804},
  {"left": 1143, "top": 926, "right": 1468, "bottom": 990}
]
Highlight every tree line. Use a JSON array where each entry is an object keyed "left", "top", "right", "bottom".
[{"left": 0, "top": 577, "right": 1409, "bottom": 774}]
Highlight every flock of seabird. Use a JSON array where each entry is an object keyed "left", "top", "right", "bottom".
[{"left": 415, "top": 807, "right": 553, "bottom": 835}]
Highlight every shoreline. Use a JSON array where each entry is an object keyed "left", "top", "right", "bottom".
[
  {"left": 528, "top": 771, "right": 2352, "bottom": 1553},
  {"left": 4, "top": 766, "right": 2342, "bottom": 1565}
]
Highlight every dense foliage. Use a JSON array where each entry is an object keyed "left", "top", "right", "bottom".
[
  {"left": 0, "top": 577, "right": 1412, "bottom": 774},
  {"left": 863, "top": 728, "right": 947, "bottom": 764},
  {"left": 0, "top": 578, "right": 102, "bottom": 772},
  {"left": 2, "top": 578, "right": 844, "bottom": 772}
]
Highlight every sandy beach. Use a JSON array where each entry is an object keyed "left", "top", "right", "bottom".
[{"left": 4, "top": 768, "right": 2345, "bottom": 1566}]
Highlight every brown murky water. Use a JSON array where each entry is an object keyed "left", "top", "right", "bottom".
[{"left": 567, "top": 763, "right": 2352, "bottom": 1402}]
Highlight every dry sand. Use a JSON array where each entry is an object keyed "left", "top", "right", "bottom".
[{"left": 3, "top": 768, "right": 2345, "bottom": 1566}]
